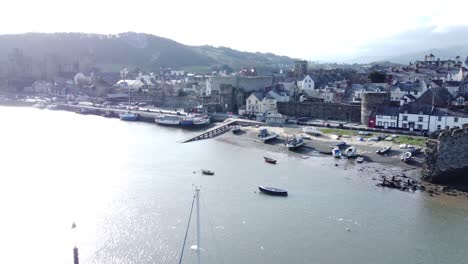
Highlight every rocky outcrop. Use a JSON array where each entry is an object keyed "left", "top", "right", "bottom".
[{"left": 422, "top": 124, "right": 468, "bottom": 183}]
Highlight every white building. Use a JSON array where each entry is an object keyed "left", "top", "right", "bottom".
[
  {"left": 375, "top": 107, "right": 399, "bottom": 129},
  {"left": 245, "top": 92, "right": 278, "bottom": 114},
  {"left": 429, "top": 108, "right": 468, "bottom": 132},
  {"left": 398, "top": 104, "right": 432, "bottom": 131},
  {"left": 115, "top": 79, "right": 145, "bottom": 91},
  {"left": 298, "top": 75, "right": 315, "bottom": 95}
]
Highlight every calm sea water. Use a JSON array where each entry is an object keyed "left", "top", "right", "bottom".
[{"left": 1, "top": 106, "right": 467, "bottom": 264}]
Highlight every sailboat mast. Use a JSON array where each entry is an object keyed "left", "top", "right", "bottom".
[{"left": 196, "top": 187, "right": 201, "bottom": 264}]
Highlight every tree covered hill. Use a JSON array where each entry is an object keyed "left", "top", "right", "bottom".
[{"left": 0, "top": 32, "right": 295, "bottom": 75}]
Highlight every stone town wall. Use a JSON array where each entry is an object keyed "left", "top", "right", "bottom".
[
  {"left": 422, "top": 124, "right": 468, "bottom": 183},
  {"left": 277, "top": 101, "right": 361, "bottom": 122}
]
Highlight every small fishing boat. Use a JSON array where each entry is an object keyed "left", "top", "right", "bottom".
[
  {"left": 264, "top": 156, "right": 277, "bottom": 164},
  {"left": 180, "top": 117, "right": 194, "bottom": 126},
  {"left": 258, "top": 128, "right": 278, "bottom": 142},
  {"left": 401, "top": 152, "right": 412, "bottom": 162},
  {"left": 302, "top": 126, "right": 322, "bottom": 136},
  {"left": 333, "top": 141, "right": 346, "bottom": 148},
  {"left": 155, "top": 115, "right": 181, "bottom": 125},
  {"left": 33, "top": 102, "right": 46, "bottom": 109},
  {"left": 231, "top": 125, "right": 241, "bottom": 134},
  {"left": 119, "top": 112, "right": 139, "bottom": 121},
  {"left": 193, "top": 117, "right": 210, "bottom": 126},
  {"left": 376, "top": 146, "right": 392, "bottom": 155},
  {"left": 356, "top": 157, "right": 364, "bottom": 163},
  {"left": 344, "top": 146, "right": 357, "bottom": 158},
  {"left": 410, "top": 147, "right": 422, "bottom": 154},
  {"left": 332, "top": 147, "right": 341, "bottom": 158},
  {"left": 201, "top": 169, "right": 215, "bottom": 175},
  {"left": 258, "top": 185, "right": 288, "bottom": 196},
  {"left": 285, "top": 135, "right": 305, "bottom": 150},
  {"left": 46, "top": 104, "right": 58, "bottom": 110}
]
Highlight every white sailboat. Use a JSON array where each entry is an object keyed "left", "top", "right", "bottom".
[{"left": 179, "top": 187, "right": 202, "bottom": 264}]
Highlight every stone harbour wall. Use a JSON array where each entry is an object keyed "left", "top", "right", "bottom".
[
  {"left": 277, "top": 101, "right": 361, "bottom": 122},
  {"left": 422, "top": 124, "right": 468, "bottom": 183}
]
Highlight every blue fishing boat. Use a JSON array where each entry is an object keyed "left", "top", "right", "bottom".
[{"left": 119, "top": 112, "right": 139, "bottom": 121}]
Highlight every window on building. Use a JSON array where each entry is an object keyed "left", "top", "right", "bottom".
[
  {"left": 308, "top": 85, "right": 311, "bottom": 88},
  {"left": 403, "top": 123, "right": 408, "bottom": 128},
  {"left": 445, "top": 126, "right": 449, "bottom": 129},
  {"left": 454, "top": 117, "right": 459, "bottom": 122},
  {"left": 248, "top": 100, "right": 251, "bottom": 104},
  {"left": 414, "top": 91, "right": 418, "bottom": 95},
  {"left": 390, "top": 122, "right": 396, "bottom": 127},
  {"left": 403, "top": 116, "right": 408, "bottom": 121},
  {"left": 377, "top": 121, "right": 382, "bottom": 126},
  {"left": 437, "top": 116, "right": 442, "bottom": 121},
  {"left": 417, "top": 124, "right": 423, "bottom": 130},
  {"left": 418, "top": 116, "right": 423, "bottom": 122},
  {"left": 391, "top": 116, "right": 397, "bottom": 120},
  {"left": 437, "top": 125, "right": 441, "bottom": 130}
]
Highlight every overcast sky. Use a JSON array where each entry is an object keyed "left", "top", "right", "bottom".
[{"left": 1, "top": 0, "right": 468, "bottom": 61}]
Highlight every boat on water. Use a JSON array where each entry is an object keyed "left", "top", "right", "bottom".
[
  {"left": 201, "top": 169, "right": 214, "bottom": 175},
  {"left": 285, "top": 135, "right": 305, "bottom": 150},
  {"left": 356, "top": 157, "right": 365, "bottom": 163},
  {"left": 258, "top": 128, "right": 278, "bottom": 142},
  {"left": 258, "top": 185, "right": 288, "bottom": 196},
  {"left": 302, "top": 126, "right": 322, "bottom": 136},
  {"left": 46, "top": 104, "right": 58, "bottom": 110},
  {"left": 401, "top": 151, "right": 412, "bottom": 162},
  {"left": 332, "top": 147, "right": 342, "bottom": 158},
  {"left": 155, "top": 115, "right": 181, "bottom": 125},
  {"left": 119, "top": 112, "right": 139, "bottom": 121},
  {"left": 344, "top": 146, "right": 357, "bottom": 158},
  {"left": 180, "top": 117, "right": 194, "bottom": 126},
  {"left": 33, "top": 102, "right": 46, "bottom": 109},
  {"left": 376, "top": 146, "right": 392, "bottom": 155},
  {"left": 193, "top": 117, "right": 210, "bottom": 126},
  {"left": 264, "top": 156, "right": 277, "bottom": 164},
  {"left": 231, "top": 125, "right": 242, "bottom": 134}
]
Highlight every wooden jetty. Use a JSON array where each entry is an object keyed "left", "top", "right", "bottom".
[{"left": 181, "top": 118, "right": 262, "bottom": 143}]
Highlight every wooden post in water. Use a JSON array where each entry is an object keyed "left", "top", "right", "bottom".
[{"left": 73, "top": 246, "right": 79, "bottom": 264}]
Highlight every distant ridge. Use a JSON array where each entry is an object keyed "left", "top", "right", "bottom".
[{"left": 0, "top": 32, "right": 296, "bottom": 73}]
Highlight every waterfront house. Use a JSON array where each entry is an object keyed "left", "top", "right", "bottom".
[
  {"left": 375, "top": 107, "right": 399, "bottom": 129},
  {"left": 428, "top": 108, "right": 468, "bottom": 132},
  {"left": 398, "top": 103, "right": 432, "bottom": 132},
  {"left": 245, "top": 92, "right": 278, "bottom": 114}
]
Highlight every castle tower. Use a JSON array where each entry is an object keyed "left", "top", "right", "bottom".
[{"left": 361, "top": 92, "right": 391, "bottom": 125}]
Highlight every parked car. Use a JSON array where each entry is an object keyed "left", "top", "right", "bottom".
[{"left": 367, "top": 137, "right": 380, "bottom": 142}]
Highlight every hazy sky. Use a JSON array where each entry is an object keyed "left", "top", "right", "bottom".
[{"left": 2, "top": 0, "right": 468, "bottom": 61}]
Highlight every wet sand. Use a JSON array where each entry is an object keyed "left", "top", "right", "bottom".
[{"left": 216, "top": 125, "right": 468, "bottom": 205}]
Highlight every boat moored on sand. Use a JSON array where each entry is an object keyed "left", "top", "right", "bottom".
[
  {"left": 344, "top": 146, "right": 357, "bottom": 158},
  {"left": 332, "top": 147, "right": 342, "bottom": 158},
  {"left": 376, "top": 146, "right": 392, "bottom": 155},
  {"left": 401, "top": 152, "right": 412, "bottom": 162},
  {"left": 258, "top": 128, "right": 278, "bottom": 142},
  {"left": 285, "top": 135, "right": 305, "bottom": 150}
]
